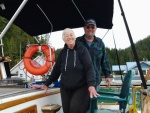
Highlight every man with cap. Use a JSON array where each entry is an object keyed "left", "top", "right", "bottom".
[{"left": 76, "top": 18, "right": 111, "bottom": 91}]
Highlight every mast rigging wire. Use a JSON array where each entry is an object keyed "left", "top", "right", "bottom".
[
  {"left": 112, "top": 29, "right": 123, "bottom": 83},
  {"left": 36, "top": 4, "right": 53, "bottom": 44},
  {"left": 72, "top": 0, "right": 85, "bottom": 22}
]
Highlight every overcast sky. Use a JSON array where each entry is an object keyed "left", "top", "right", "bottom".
[{"left": 48, "top": 0, "right": 150, "bottom": 50}]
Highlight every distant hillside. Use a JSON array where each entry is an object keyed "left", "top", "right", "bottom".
[
  {"left": 106, "top": 35, "right": 150, "bottom": 65},
  {"left": 0, "top": 16, "right": 46, "bottom": 68},
  {"left": 55, "top": 36, "right": 150, "bottom": 67},
  {"left": 0, "top": 16, "right": 150, "bottom": 69}
]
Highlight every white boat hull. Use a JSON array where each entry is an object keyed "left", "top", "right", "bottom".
[{"left": 0, "top": 88, "right": 63, "bottom": 113}]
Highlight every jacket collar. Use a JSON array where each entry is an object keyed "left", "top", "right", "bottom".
[{"left": 80, "top": 35, "right": 98, "bottom": 42}]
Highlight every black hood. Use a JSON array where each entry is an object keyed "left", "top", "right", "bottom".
[{"left": 63, "top": 40, "right": 83, "bottom": 50}]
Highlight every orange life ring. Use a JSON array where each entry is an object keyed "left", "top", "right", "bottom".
[{"left": 23, "top": 44, "right": 55, "bottom": 75}]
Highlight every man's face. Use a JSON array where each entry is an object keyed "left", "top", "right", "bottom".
[{"left": 84, "top": 24, "right": 97, "bottom": 38}]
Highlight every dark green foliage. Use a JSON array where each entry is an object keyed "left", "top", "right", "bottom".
[
  {"left": 105, "top": 35, "right": 150, "bottom": 67},
  {"left": 0, "top": 16, "right": 46, "bottom": 68},
  {"left": 0, "top": 16, "right": 150, "bottom": 70},
  {"left": 55, "top": 48, "right": 62, "bottom": 61}
]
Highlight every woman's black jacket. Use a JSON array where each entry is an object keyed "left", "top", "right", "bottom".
[{"left": 45, "top": 41, "right": 96, "bottom": 89}]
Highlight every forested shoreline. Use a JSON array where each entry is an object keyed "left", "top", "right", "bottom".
[{"left": 1, "top": 16, "right": 150, "bottom": 69}]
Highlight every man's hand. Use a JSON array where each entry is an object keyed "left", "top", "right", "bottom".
[
  {"left": 88, "top": 86, "right": 100, "bottom": 98},
  {"left": 105, "top": 77, "right": 110, "bottom": 87}
]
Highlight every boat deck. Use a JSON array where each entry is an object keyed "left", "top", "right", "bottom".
[
  {"left": 0, "top": 87, "right": 62, "bottom": 113},
  {"left": 0, "top": 88, "right": 44, "bottom": 99}
]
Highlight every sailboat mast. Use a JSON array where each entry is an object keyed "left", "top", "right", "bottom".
[{"left": 118, "top": 0, "right": 147, "bottom": 89}]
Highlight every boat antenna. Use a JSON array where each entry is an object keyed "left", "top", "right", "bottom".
[
  {"left": 118, "top": 0, "right": 147, "bottom": 89},
  {"left": 71, "top": 0, "right": 85, "bottom": 22},
  {"left": 36, "top": 4, "right": 53, "bottom": 44}
]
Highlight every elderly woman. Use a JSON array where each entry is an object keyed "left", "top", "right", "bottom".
[{"left": 42, "top": 28, "right": 99, "bottom": 113}]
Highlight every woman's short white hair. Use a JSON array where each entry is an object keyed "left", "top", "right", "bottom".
[{"left": 62, "top": 28, "right": 75, "bottom": 40}]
